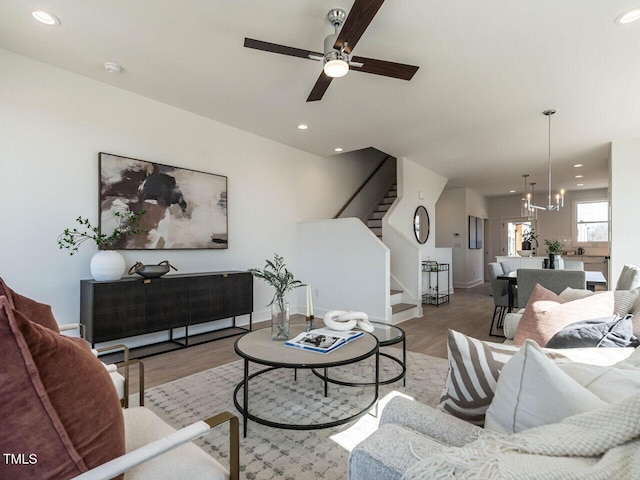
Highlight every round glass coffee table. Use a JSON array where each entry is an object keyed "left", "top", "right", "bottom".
[
  {"left": 233, "top": 325, "right": 379, "bottom": 436},
  {"left": 313, "top": 321, "right": 406, "bottom": 387}
]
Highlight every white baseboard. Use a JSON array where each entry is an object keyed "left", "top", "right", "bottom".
[{"left": 453, "top": 279, "right": 484, "bottom": 289}]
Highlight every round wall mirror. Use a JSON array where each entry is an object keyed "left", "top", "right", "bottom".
[{"left": 413, "top": 206, "right": 430, "bottom": 244}]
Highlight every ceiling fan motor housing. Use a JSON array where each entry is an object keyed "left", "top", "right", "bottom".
[{"left": 327, "top": 8, "right": 347, "bottom": 28}]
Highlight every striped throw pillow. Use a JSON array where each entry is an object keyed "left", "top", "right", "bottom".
[
  {"left": 614, "top": 288, "right": 640, "bottom": 316},
  {"left": 437, "top": 330, "right": 635, "bottom": 426},
  {"left": 438, "top": 330, "right": 524, "bottom": 425}
]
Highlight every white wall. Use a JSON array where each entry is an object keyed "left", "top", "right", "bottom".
[
  {"left": 295, "top": 218, "right": 389, "bottom": 322},
  {"left": 435, "top": 188, "right": 466, "bottom": 287},
  {"left": 0, "top": 49, "right": 379, "bottom": 329},
  {"left": 610, "top": 138, "right": 640, "bottom": 284},
  {"left": 466, "top": 189, "right": 489, "bottom": 285},
  {"left": 386, "top": 157, "right": 452, "bottom": 295},
  {"left": 338, "top": 149, "right": 395, "bottom": 221},
  {"left": 435, "top": 187, "right": 488, "bottom": 288}
]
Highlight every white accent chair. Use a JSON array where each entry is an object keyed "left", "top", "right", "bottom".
[
  {"left": 59, "top": 323, "right": 143, "bottom": 407},
  {"left": 59, "top": 325, "right": 240, "bottom": 480},
  {"left": 73, "top": 407, "right": 239, "bottom": 480}
]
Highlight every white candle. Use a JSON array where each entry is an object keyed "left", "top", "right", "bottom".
[{"left": 306, "top": 285, "right": 310, "bottom": 317}]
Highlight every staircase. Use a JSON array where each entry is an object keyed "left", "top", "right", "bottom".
[
  {"left": 390, "top": 288, "right": 417, "bottom": 323},
  {"left": 366, "top": 183, "right": 397, "bottom": 238},
  {"left": 364, "top": 184, "right": 418, "bottom": 323}
]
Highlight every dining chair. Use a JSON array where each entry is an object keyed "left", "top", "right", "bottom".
[
  {"left": 563, "top": 260, "right": 584, "bottom": 270},
  {"left": 488, "top": 262, "right": 517, "bottom": 337},
  {"left": 517, "top": 269, "right": 586, "bottom": 307}
]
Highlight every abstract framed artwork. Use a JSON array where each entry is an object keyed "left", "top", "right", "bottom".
[
  {"left": 469, "top": 216, "right": 477, "bottom": 249},
  {"left": 468, "top": 216, "right": 483, "bottom": 249},
  {"left": 99, "top": 152, "right": 228, "bottom": 249}
]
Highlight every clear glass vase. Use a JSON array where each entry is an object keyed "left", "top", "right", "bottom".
[{"left": 271, "top": 299, "right": 290, "bottom": 341}]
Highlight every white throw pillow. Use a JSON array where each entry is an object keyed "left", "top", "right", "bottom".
[
  {"left": 485, "top": 341, "right": 607, "bottom": 434},
  {"left": 558, "top": 362, "right": 640, "bottom": 402}
]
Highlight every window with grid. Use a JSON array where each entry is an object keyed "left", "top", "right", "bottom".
[{"left": 576, "top": 201, "right": 608, "bottom": 242}]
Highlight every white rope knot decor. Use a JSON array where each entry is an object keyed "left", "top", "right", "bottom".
[{"left": 322, "top": 310, "right": 374, "bottom": 332}]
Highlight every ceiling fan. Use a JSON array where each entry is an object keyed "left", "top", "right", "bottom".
[{"left": 244, "top": 0, "right": 419, "bottom": 102}]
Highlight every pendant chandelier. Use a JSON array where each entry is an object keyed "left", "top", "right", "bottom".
[
  {"left": 521, "top": 175, "right": 538, "bottom": 220},
  {"left": 542, "top": 109, "right": 564, "bottom": 211},
  {"left": 520, "top": 109, "right": 564, "bottom": 218}
]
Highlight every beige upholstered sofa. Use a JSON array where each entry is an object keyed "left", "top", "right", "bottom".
[
  {"left": 349, "top": 341, "right": 639, "bottom": 480},
  {"left": 349, "top": 284, "right": 640, "bottom": 479}
]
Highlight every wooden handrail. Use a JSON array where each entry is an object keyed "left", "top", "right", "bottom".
[{"left": 334, "top": 155, "right": 393, "bottom": 219}]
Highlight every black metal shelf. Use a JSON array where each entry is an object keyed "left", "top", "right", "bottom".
[{"left": 421, "top": 261, "right": 450, "bottom": 307}]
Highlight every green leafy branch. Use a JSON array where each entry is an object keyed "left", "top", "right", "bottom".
[
  {"left": 544, "top": 238, "right": 563, "bottom": 254},
  {"left": 57, "top": 209, "right": 146, "bottom": 255},
  {"left": 249, "top": 254, "right": 302, "bottom": 306}
]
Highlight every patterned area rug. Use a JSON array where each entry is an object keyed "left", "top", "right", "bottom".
[{"left": 145, "top": 349, "right": 448, "bottom": 480}]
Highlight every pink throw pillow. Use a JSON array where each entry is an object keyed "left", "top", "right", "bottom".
[
  {"left": 514, "top": 284, "right": 614, "bottom": 347},
  {"left": 0, "top": 296, "right": 124, "bottom": 479}
]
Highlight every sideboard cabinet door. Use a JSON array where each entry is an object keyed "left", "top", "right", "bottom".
[
  {"left": 224, "top": 272, "right": 253, "bottom": 316},
  {"left": 144, "top": 277, "right": 189, "bottom": 332},
  {"left": 188, "top": 275, "right": 225, "bottom": 325},
  {"left": 81, "top": 281, "right": 146, "bottom": 343}
]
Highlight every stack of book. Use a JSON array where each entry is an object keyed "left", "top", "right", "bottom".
[{"left": 284, "top": 327, "right": 363, "bottom": 354}]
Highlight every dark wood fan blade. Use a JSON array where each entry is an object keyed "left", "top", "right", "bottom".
[
  {"left": 244, "top": 38, "right": 322, "bottom": 60},
  {"left": 334, "top": 0, "right": 386, "bottom": 54},
  {"left": 307, "top": 72, "right": 334, "bottom": 102},
  {"left": 350, "top": 56, "right": 419, "bottom": 80}
]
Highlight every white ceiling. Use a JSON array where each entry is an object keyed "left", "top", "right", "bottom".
[{"left": 2, "top": 1, "right": 639, "bottom": 197}]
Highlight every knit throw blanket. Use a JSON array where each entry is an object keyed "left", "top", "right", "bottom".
[{"left": 404, "top": 393, "right": 640, "bottom": 480}]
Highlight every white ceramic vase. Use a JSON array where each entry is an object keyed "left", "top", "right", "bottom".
[{"left": 90, "top": 251, "right": 126, "bottom": 281}]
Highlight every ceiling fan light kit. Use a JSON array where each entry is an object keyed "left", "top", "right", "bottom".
[
  {"left": 243, "top": 0, "right": 419, "bottom": 101},
  {"left": 324, "top": 56, "right": 349, "bottom": 77}
]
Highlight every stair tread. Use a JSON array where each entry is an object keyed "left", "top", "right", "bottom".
[
  {"left": 390, "top": 289, "right": 402, "bottom": 295},
  {"left": 391, "top": 303, "right": 416, "bottom": 314}
]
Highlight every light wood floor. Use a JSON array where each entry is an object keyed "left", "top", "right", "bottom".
[{"left": 126, "top": 282, "right": 496, "bottom": 393}]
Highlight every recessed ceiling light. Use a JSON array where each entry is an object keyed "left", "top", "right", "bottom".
[
  {"left": 575, "top": 174, "right": 584, "bottom": 178},
  {"left": 576, "top": 183, "right": 584, "bottom": 187},
  {"left": 32, "top": 10, "right": 61, "bottom": 26},
  {"left": 297, "top": 124, "right": 308, "bottom": 130},
  {"left": 104, "top": 62, "right": 123, "bottom": 74},
  {"left": 334, "top": 147, "right": 343, "bottom": 152},
  {"left": 616, "top": 8, "right": 640, "bottom": 24},
  {"left": 509, "top": 190, "right": 516, "bottom": 193},
  {"left": 573, "top": 163, "right": 583, "bottom": 168}
]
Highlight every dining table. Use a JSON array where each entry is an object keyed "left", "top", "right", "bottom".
[{"left": 497, "top": 270, "right": 607, "bottom": 312}]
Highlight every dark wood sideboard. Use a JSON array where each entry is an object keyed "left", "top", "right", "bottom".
[{"left": 80, "top": 271, "right": 253, "bottom": 358}]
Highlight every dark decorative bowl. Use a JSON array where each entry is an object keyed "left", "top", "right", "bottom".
[{"left": 128, "top": 261, "right": 177, "bottom": 278}]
